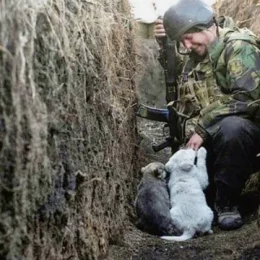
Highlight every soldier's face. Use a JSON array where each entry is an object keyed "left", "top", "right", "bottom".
[{"left": 180, "top": 26, "right": 217, "bottom": 56}]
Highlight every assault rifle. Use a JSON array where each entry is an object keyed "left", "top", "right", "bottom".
[{"left": 136, "top": 37, "right": 182, "bottom": 154}]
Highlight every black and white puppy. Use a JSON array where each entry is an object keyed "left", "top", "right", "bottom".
[
  {"left": 161, "top": 147, "right": 214, "bottom": 241},
  {"left": 134, "top": 162, "right": 181, "bottom": 236}
]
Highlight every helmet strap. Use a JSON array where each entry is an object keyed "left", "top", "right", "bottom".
[
  {"left": 176, "top": 41, "right": 191, "bottom": 55},
  {"left": 213, "top": 17, "right": 220, "bottom": 37}
]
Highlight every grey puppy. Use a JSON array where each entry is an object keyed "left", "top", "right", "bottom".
[{"left": 134, "top": 162, "right": 181, "bottom": 236}]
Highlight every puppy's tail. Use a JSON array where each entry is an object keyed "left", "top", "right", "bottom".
[{"left": 160, "top": 229, "right": 195, "bottom": 242}]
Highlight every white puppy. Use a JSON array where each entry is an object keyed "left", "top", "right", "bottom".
[{"left": 161, "top": 147, "right": 213, "bottom": 241}]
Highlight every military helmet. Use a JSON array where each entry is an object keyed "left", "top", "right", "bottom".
[{"left": 163, "top": 0, "right": 215, "bottom": 41}]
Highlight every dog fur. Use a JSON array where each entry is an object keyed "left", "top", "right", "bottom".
[
  {"left": 161, "top": 148, "right": 214, "bottom": 241},
  {"left": 134, "top": 162, "right": 181, "bottom": 236}
]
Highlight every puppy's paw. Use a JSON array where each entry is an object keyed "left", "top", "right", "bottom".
[{"left": 197, "top": 147, "right": 207, "bottom": 159}]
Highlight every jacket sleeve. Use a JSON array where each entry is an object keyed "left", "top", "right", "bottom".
[{"left": 197, "top": 40, "right": 260, "bottom": 135}]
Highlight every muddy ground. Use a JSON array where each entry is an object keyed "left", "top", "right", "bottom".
[
  {"left": 107, "top": 219, "right": 260, "bottom": 260},
  {"left": 106, "top": 119, "right": 260, "bottom": 260}
]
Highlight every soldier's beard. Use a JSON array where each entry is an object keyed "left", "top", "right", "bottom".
[
  {"left": 191, "top": 46, "right": 208, "bottom": 59},
  {"left": 191, "top": 44, "right": 208, "bottom": 57}
]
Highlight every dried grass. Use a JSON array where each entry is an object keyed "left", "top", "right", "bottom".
[
  {"left": 216, "top": 0, "right": 260, "bottom": 35},
  {"left": 0, "top": 0, "right": 140, "bottom": 259}
]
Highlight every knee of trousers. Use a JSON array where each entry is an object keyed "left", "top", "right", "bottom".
[{"left": 214, "top": 116, "right": 250, "bottom": 144}]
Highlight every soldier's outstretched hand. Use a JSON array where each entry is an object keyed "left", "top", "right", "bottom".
[{"left": 186, "top": 133, "right": 203, "bottom": 151}]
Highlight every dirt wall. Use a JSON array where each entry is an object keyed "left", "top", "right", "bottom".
[
  {"left": 216, "top": 0, "right": 260, "bottom": 36},
  {"left": 135, "top": 38, "right": 166, "bottom": 107},
  {"left": 0, "top": 0, "right": 140, "bottom": 259}
]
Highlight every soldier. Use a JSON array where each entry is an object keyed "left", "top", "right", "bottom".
[{"left": 154, "top": 0, "right": 260, "bottom": 231}]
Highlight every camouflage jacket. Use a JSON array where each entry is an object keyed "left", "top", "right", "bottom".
[{"left": 179, "top": 28, "right": 260, "bottom": 140}]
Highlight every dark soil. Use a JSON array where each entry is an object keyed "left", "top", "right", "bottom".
[{"left": 107, "top": 218, "right": 260, "bottom": 260}]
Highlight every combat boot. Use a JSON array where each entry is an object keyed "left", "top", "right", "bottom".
[{"left": 216, "top": 205, "right": 243, "bottom": 231}]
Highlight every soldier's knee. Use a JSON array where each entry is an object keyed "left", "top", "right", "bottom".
[{"left": 217, "top": 116, "right": 248, "bottom": 142}]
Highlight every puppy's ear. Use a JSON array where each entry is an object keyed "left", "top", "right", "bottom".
[
  {"left": 156, "top": 167, "right": 167, "bottom": 180},
  {"left": 179, "top": 161, "right": 193, "bottom": 171},
  {"left": 141, "top": 166, "right": 145, "bottom": 174}
]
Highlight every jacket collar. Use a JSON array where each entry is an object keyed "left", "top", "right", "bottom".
[{"left": 207, "top": 28, "right": 234, "bottom": 66}]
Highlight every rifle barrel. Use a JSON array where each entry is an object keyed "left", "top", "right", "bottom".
[{"left": 136, "top": 104, "right": 169, "bottom": 123}]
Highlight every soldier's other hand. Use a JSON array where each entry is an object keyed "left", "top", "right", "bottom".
[
  {"left": 186, "top": 133, "right": 203, "bottom": 151},
  {"left": 154, "top": 19, "right": 166, "bottom": 45}
]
